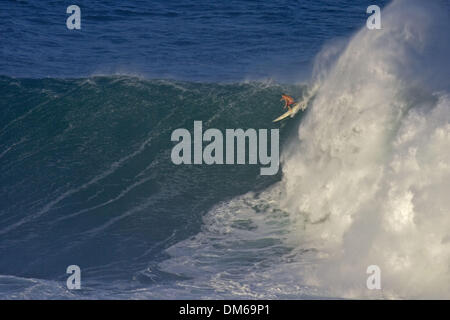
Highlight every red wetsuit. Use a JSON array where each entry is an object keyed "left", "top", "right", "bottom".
[{"left": 281, "top": 94, "right": 295, "bottom": 110}]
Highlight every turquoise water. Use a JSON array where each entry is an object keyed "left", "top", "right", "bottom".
[{"left": 0, "top": 76, "right": 305, "bottom": 297}]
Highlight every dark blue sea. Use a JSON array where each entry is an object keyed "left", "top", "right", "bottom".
[
  {"left": 1, "top": 0, "right": 449, "bottom": 299},
  {"left": 1, "top": 0, "right": 392, "bottom": 81}
]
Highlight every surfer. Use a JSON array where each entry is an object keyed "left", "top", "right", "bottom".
[{"left": 280, "top": 94, "right": 295, "bottom": 111}]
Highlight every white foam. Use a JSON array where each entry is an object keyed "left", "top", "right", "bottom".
[{"left": 280, "top": 0, "right": 450, "bottom": 298}]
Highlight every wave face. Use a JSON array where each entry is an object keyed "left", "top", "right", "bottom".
[
  {"left": 0, "top": 0, "right": 449, "bottom": 299},
  {"left": 0, "top": 76, "right": 303, "bottom": 298}
]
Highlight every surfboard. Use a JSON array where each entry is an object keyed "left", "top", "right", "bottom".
[{"left": 273, "top": 101, "right": 307, "bottom": 122}]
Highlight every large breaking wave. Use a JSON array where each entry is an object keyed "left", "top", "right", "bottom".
[{"left": 160, "top": 0, "right": 450, "bottom": 299}]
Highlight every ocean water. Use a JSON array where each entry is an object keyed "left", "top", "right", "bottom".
[
  {"left": 2, "top": 0, "right": 390, "bottom": 82},
  {"left": 0, "top": 0, "right": 449, "bottom": 299}
]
